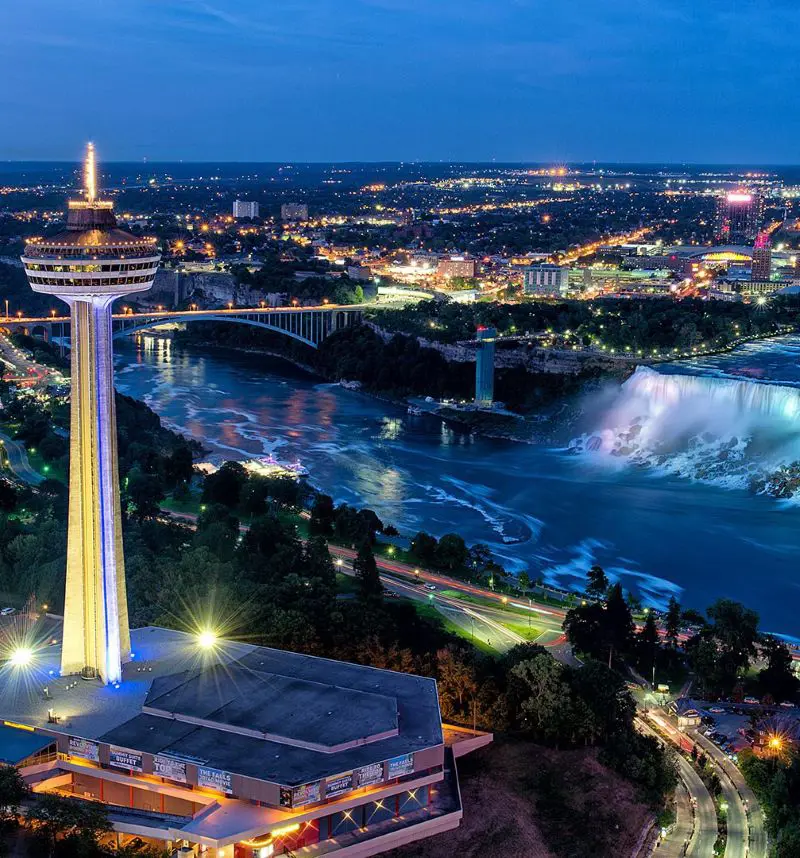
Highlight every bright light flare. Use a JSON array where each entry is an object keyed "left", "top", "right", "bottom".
[
  {"left": 197, "top": 630, "right": 218, "bottom": 650},
  {"left": 9, "top": 647, "right": 33, "bottom": 667}
]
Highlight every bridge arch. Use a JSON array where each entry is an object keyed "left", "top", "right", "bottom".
[{"left": 110, "top": 309, "right": 361, "bottom": 349}]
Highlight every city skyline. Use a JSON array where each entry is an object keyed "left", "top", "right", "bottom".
[{"left": 3, "top": 0, "right": 800, "bottom": 164}]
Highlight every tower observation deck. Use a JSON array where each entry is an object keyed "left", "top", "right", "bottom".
[{"left": 20, "top": 144, "right": 161, "bottom": 684}]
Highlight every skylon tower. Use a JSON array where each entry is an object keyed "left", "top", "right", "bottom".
[{"left": 21, "top": 144, "right": 161, "bottom": 683}]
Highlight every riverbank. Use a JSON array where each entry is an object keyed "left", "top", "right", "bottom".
[{"left": 172, "top": 328, "right": 608, "bottom": 445}]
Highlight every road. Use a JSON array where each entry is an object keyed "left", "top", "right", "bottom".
[
  {"left": 689, "top": 729, "right": 767, "bottom": 858},
  {"left": 328, "top": 545, "right": 576, "bottom": 661},
  {"left": 0, "top": 431, "right": 44, "bottom": 486},
  {"left": 637, "top": 717, "right": 717, "bottom": 857}
]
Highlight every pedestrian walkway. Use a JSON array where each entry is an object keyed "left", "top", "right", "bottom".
[{"left": 656, "top": 779, "right": 693, "bottom": 857}]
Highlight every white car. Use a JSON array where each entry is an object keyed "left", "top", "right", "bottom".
[
  {"left": 780, "top": 701, "right": 796, "bottom": 709},
  {"left": 424, "top": 584, "right": 436, "bottom": 591},
  {"left": 0, "top": 607, "right": 15, "bottom": 616}
]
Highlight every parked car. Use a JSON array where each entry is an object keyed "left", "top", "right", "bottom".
[
  {"left": 0, "top": 607, "right": 15, "bottom": 616},
  {"left": 744, "top": 696, "right": 760, "bottom": 705}
]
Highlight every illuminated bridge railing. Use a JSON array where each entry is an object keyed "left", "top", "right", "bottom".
[{"left": 2, "top": 305, "right": 366, "bottom": 350}]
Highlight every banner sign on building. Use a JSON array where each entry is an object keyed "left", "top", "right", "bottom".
[
  {"left": 68, "top": 736, "right": 99, "bottom": 763},
  {"left": 325, "top": 771, "right": 354, "bottom": 798},
  {"left": 386, "top": 753, "right": 414, "bottom": 779},
  {"left": 109, "top": 746, "right": 143, "bottom": 772},
  {"left": 279, "top": 780, "right": 321, "bottom": 808},
  {"left": 153, "top": 754, "right": 187, "bottom": 783},
  {"left": 197, "top": 766, "right": 233, "bottom": 795},
  {"left": 355, "top": 762, "right": 384, "bottom": 788}
]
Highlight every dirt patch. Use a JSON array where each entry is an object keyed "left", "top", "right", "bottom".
[{"left": 387, "top": 737, "right": 653, "bottom": 858}]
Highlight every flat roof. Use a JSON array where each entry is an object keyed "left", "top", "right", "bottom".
[
  {"left": 0, "top": 625, "right": 442, "bottom": 787},
  {"left": 0, "top": 723, "right": 54, "bottom": 764}
]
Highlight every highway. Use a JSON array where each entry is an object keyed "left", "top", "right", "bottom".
[
  {"left": 689, "top": 729, "right": 767, "bottom": 858},
  {"left": 328, "top": 544, "right": 573, "bottom": 660},
  {"left": 637, "top": 717, "right": 718, "bottom": 857}
]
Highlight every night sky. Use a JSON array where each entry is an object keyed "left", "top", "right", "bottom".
[{"left": 3, "top": 0, "right": 799, "bottom": 163}]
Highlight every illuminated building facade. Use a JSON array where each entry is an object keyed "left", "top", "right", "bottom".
[
  {"left": 715, "top": 191, "right": 764, "bottom": 243},
  {"left": 475, "top": 327, "right": 496, "bottom": 407},
  {"left": 0, "top": 627, "right": 489, "bottom": 857},
  {"left": 20, "top": 144, "right": 161, "bottom": 684},
  {"left": 751, "top": 232, "right": 772, "bottom": 281},
  {"left": 437, "top": 257, "right": 476, "bottom": 280},
  {"left": 233, "top": 200, "right": 259, "bottom": 219},
  {"left": 523, "top": 263, "right": 570, "bottom": 296}
]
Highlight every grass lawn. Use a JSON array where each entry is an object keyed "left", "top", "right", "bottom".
[
  {"left": 411, "top": 600, "right": 497, "bottom": 654},
  {"left": 499, "top": 619, "right": 544, "bottom": 641}
]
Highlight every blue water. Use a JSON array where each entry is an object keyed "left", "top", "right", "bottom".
[{"left": 113, "top": 334, "right": 800, "bottom": 637}]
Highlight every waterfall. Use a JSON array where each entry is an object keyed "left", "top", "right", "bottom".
[{"left": 571, "top": 366, "right": 800, "bottom": 493}]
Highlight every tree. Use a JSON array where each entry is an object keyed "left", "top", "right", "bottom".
[
  {"left": 433, "top": 533, "right": 468, "bottom": 571},
  {"left": 511, "top": 654, "right": 585, "bottom": 746},
  {"left": 637, "top": 611, "right": 659, "bottom": 680},
  {"left": 585, "top": 564, "right": 608, "bottom": 599},
  {"left": 0, "top": 764, "right": 27, "bottom": 821},
  {"left": 125, "top": 467, "right": 165, "bottom": 521},
  {"left": 518, "top": 571, "right": 531, "bottom": 595},
  {"left": 410, "top": 531, "right": 437, "bottom": 565},
  {"left": 309, "top": 493, "right": 335, "bottom": 536},
  {"left": 605, "top": 583, "right": 635, "bottom": 660},
  {"left": 28, "top": 792, "right": 111, "bottom": 857},
  {"left": 758, "top": 635, "right": 798, "bottom": 703},
  {"left": 202, "top": 461, "right": 247, "bottom": 508},
  {"left": 665, "top": 596, "right": 681, "bottom": 649},
  {"left": 436, "top": 646, "right": 478, "bottom": 720},
  {"left": 353, "top": 542, "right": 382, "bottom": 601}
]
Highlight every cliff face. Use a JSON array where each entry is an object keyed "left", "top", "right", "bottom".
[{"left": 146, "top": 269, "right": 285, "bottom": 307}]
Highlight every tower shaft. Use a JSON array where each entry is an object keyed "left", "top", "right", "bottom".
[{"left": 61, "top": 297, "right": 130, "bottom": 683}]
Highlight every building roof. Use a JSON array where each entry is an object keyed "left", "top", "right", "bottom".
[
  {"left": 0, "top": 626, "right": 442, "bottom": 788},
  {"left": 0, "top": 724, "right": 54, "bottom": 765},
  {"left": 24, "top": 228, "right": 157, "bottom": 255}
]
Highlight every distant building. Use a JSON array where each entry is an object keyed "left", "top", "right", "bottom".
[
  {"left": 475, "top": 327, "right": 496, "bottom": 407},
  {"left": 751, "top": 232, "right": 772, "bottom": 281},
  {"left": 438, "top": 256, "right": 476, "bottom": 280},
  {"left": 281, "top": 202, "right": 309, "bottom": 221},
  {"left": 715, "top": 191, "right": 763, "bottom": 243},
  {"left": 233, "top": 200, "right": 259, "bottom": 219},
  {"left": 523, "top": 264, "right": 569, "bottom": 296}
]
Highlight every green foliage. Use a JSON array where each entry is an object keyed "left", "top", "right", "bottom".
[
  {"left": 353, "top": 541, "right": 382, "bottom": 602},
  {"left": 758, "top": 635, "right": 798, "bottom": 703},
  {"left": 585, "top": 564, "right": 608, "bottom": 599},
  {"left": 0, "top": 765, "right": 27, "bottom": 820},
  {"left": 686, "top": 598, "right": 760, "bottom": 697},
  {"left": 740, "top": 750, "right": 800, "bottom": 853},
  {"left": 28, "top": 792, "right": 111, "bottom": 857},
  {"left": 201, "top": 461, "right": 247, "bottom": 508},
  {"left": 368, "top": 294, "right": 800, "bottom": 352},
  {"left": 665, "top": 596, "right": 681, "bottom": 649},
  {"left": 564, "top": 582, "right": 634, "bottom": 664}
]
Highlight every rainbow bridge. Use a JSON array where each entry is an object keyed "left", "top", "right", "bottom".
[{"left": 2, "top": 303, "right": 367, "bottom": 350}]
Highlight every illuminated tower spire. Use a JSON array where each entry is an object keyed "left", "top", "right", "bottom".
[
  {"left": 20, "top": 145, "right": 161, "bottom": 684},
  {"left": 84, "top": 142, "right": 96, "bottom": 204}
]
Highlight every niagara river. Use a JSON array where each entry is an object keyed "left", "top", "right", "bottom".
[{"left": 113, "top": 333, "right": 800, "bottom": 638}]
